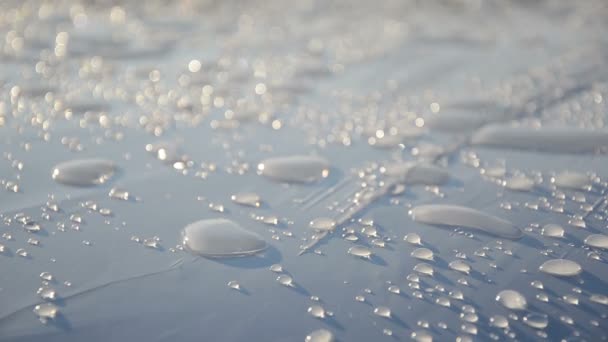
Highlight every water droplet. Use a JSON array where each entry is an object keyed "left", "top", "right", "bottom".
[
  {"left": 258, "top": 155, "right": 330, "bottom": 183},
  {"left": 541, "top": 224, "right": 564, "bottom": 238},
  {"left": 360, "top": 226, "right": 378, "bottom": 237},
  {"left": 471, "top": 125, "right": 608, "bottom": 154},
  {"left": 584, "top": 234, "right": 608, "bottom": 249},
  {"left": 307, "top": 304, "right": 326, "bottom": 319},
  {"left": 269, "top": 264, "right": 283, "bottom": 273},
  {"left": 489, "top": 315, "right": 509, "bottom": 328},
  {"left": 231, "top": 192, "right": 261, "bottom": 207},
  {"left": 40, "top": 272, "right": 53, "bottom": 281},
  {"left": 410, "top": 205, "right": 522, "bottom": 239},
  {"left": 562, "top": 294, "right": 579, "bottom": 305},
  {"left": 383, "top": 162, "right": 449, "bottom": 185},
  {"left": 411, "top": 248, "right": 434, "bottom": 261},
  {"left": 530, "top": 280, "right": 544, "bottom": 289},
  {"left": 227, "top": 280, "right": 241, "bottom": 290},
  {"left": 51, "top": 159, "right": 117, "bottom": 187},
  {"left": 143, "top": 238, "right": 160, "bottom": 249},
  {"left": 109, "top": 187, "right": 130, "bottom": 201},
  {"left": 461, "top": 322, "right": 477, "bottom": 335},
  {"left": 355, "top": 295, "right": 365, "bottom": 302},
  {"left": 404, "top": 233, "right": 422, "bottom": 245},
  {"left": 539, "top": 259, "right": 582, "bottom": 277},
  {"left": 410, "top": 330, "right": 432, "bottom": 342},
  {"left": 536, "top": 293, "right": 549, "bottom": 302},
  {"left": 496, "top": 290, "right": 527, "bottom": 310},
  {"left": 413, "top": 263, "right": 434, "bottom": 276},
  {"left": 16, "top": 248, "right": 28, "bottom": 257},
  {"left": 305, "top": 329, "right": 334, "bottom": 342},
  {"left": 523, "top": 313, "right": 548, "bottom": 329},
  {"left": 33, "top": 303, "right": 58, "bottom": 322},
  {"left": 348, "top": 245, "right": 373, "bottom": 259},
  {"left": 503, "top": 175, "right": 535, "bottom": 191},
  {"left": 436, "top": 297, "right": 451, "bottom": 307},
  {"left": 551, "top": 171, "right": 590, "bottom": 190},
  {"left": 590, "top": 294, "right": 608, "bottom": 305},
  {"left": 373, "top": 306, "right": 391, "bottom": 318},
  {"left": 449, "top": 260, "right": 471, "bottom": 274},
  {"left": 37, "top": 286, "right": 56, "bottom": 300},
  {"left": 181, "top": 219, "right": 267, "bottom": 257},
  {"left": 388, "top": 285, "right": 400, "bottom": 294},
  {"left": 277, "top": 274, "right": 294, "bottom": 287},
  {"left": 309, "top": 217, "right": 336, "bottom": 231}
]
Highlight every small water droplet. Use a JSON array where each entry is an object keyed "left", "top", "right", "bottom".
[
  {"left": 523, "top": 313, "right": 549, "bottom": 329},
  {"left": 305, "top": 329, "right": 334, "bottom": 342},
  {"left": 449, "top": 260, "right": 471, "bottom": 274},
  {"left": 307, "top": 304, "right": 326, "bottom": 319},
  {"left": 348, "top": 245, "right": 373, "bottom": 259},
  {"left": 231, "top": 192, "right": 261, "bottom": 207},
  {"left": 277, "top": 274, "right": 294, "bottom": 287},
  {"left": 373, "top": 306, "right": 391, "bottom": 318},
  {"left": 413, "top": 263, "right": 434, "bottom": 276},
  {"left": 541, "top": 224, "right": 564, "bottom": 238},
  {"left": 227, "top": 280, "right": 240, "bottom": 290},
  {"left": 404, "top": 233, "right": 422, "bottom": 245},
  {"left": 411, "top": 248, "right": 434, "bottom": 261}
]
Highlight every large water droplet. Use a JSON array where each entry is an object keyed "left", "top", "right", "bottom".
[
  {"left": 496, "top": 289, "right": 527, "bottom": 310},
  {"left": 33, "top": 303, "right": 58, "bottom": 322},
  {"left": 309, "top": 217, "right": 336, "bottom": 231},
  {"left": 523, "top": 313, "right": 549, "bottom": 329},
  {"left": 539, "top": 259, "right": 582, "bottom": 277},
  {"left": 373, "top": 306, "right": 391, "bottom": 318},
  {"left": 584, "top": 234, "right": 608, "bottom": 249},
  {"left": 551, "top": 171, "right": 590, "bottom": 190},
  {"left": 307, "top": 304, "right": 326, "bottom": 319},
  {"left": 471, "top": 125, "right": 608, "bottom": 154},
  {"left": 231, "top": 192, "right": 262, "bottom": 207},
  {"left": 181, "top": 219, "right": 267, "bottom": 257},
  {"left": 541, "top": 224, "right": 564, "bottom": 238},
  {"left": 410, "top": 205, "right": 522, "bottom": 239},
  {"left": 258, "top": 155, "right": 330, "bottom": 183},
  {"left": 51, "top": 159, "right": 117, "bottom": 187},
  {"left": 411, "top": 248, "right": 434, "bottom": 261},
  {"left": 348, "top": 245, "right": 372, "bottom": 259},
  {"left": 305, "top": 329, "right": 334, "bottom": 342}
]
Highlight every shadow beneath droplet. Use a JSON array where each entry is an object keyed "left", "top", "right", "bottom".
[
  {"left": 209, "top": 245, "right": 281, "bottom": 269},
  {"left": 47, "top": 312, "right": 72, "bottom": 331}
]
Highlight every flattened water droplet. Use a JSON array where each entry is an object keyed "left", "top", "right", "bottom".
[
  {"left": 590, "top": 294, "right": 608, "bottom": 305},
  {"left": 449, "top": 260, "right": 471, "bottom": 274},
  {"left": 541, "top": 224, "right": 564, "bottom": 238},
  {"left": 33, "top": 303, "right": 58, "bottom": 321},
  {"left": 277, "top": 274, "right": 294, "bottom": 287},
  {"left": 383, "top": 162, "right": 449, "bottom": 185},
  {"left": 309, "top": 217, "right": 336, "bottom": 231},
  {"left": 496, "top": 290, "right": 527, "bottom": 310},
  {"left": 307, "top": 304, "right": 326, "bottom": 319},
  {"left": 51, "top": 159, "right": 117, "bottom": 187},
  {"left": 348, "top": 245, "right": 372, "bottom": 259},
  {"left": 503, "top": 175, "right": 535, "bottom": 191},
  {"left": 258, "top": 155, "right": 330, "bottom": 183},
  {"left": 404, "top": 233, "right": 422, "bottom": 245},
  {"left": 523, "top": 313, "right": 549, "bottom": 329},
  {"left": 410, "top": 330, "right": 432, "bottom": 342},
  {"left": 227, "top": 280, "right": 241, "bottom": 290},
  {"left": 489, "top": 315, "right": 509, "bottom": 328},
  {"left": 231, "top": 192, "right": 261, "bottom": 207},
  {"left": 539, "top": 259, "right": 582, "bottom": 277},
  {"left": 388, "top": 285, "right": 400, "bottom": 294},
  {"left": 410, "top": 205, "right": 522, "bottom": 239},
  {"left": 413, "top": 263, "right": 434, "bottom": 276},
  {"left": 269, "top": 264, "right": 283, "bottom": 273},
  {"left": 411, "top": 248, "right": 434, "bottom": 261},
  {"left": 530, "top": 280, "right": 544, "bottom": 289},
  {"left": 305, "top": 329, "right": 334, "bottom": 342},
  {"left": 471, "top": 125, "right": 608, "bottom": 154},
  {"left": 584, "top": 234, "right": 608, "bottom": 249},
  {"left": 181, "top": 219, "right": 267, "bottom": 257},
  {"left": 373, "top": 306, "right": 391, "bottom": 318},
  {"left": 551, "top": 171, "right": 590, "bottom": 190}
]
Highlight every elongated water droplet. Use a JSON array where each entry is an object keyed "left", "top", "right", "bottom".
[
  {"left": 590, "top": 294, "right": 608, "bottom": 305},
  {"left": 413, "top": 263, "right": 434, "bottom": 276},
  {"left": 411, "top": 248, "right": 434, "bottom": 261},
  {"left": 539, "top": 259, "right": 582, "bottom": 277},
  {"left": 410, "top": 205, "right": 522, "bottom": 239},
  {"left": 523, "top": 313, "right": 549, "bottom": 329},
  {"left": 541, "top": 224, "right": 564, "bottom": 238},
  {"left": 489, "top": 315, "right": 509, "bottom": 328},
  {"left": 231, "top": 192, "right": 261, "bottom": 207},
  {"left": 584, "top": 234, "right": 608, "bottom": 249},
  {"left": 449, "top": 260, "right": 471, "bottom": 274},
  {"left": 307, "top": 304, "right": 326, "bottom": 319},
  {"left": 410, "top": 330, "right": 432, "bottom": 342},
  {"left": 551, "top": 171, "right": 590, "bottom": 190},
  {"left": 305, "top": 329, "right": 334, "bottom": 342},
  {"left": 503, "top": 175, "right": 535, "bottom": 191},
  {"left": 310, "top": 217, "right": 336, "bottom": 231},
  {"left": 52, "top": 159, "right": 117, "bottom": 187},
  {"left": 471, "top": 125, "right": 608, "bottom": 154},
  {"left": 496, "top": 290, "right": 527, "bottom": 310},
  {"left": 181, "top": 219, "right": 267, "bottom": 257},
  {"left": 348, "top": 245, "right": 372, "bottom": 259},
  {"left": 383, "top": 162, "right": 449, "bottom": 185},
  {"left": 373, "top": 306, "right": 391, "bottom": 318},
  {"left": 258, "top": 155, "right": 330, "bottom": 183}
]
